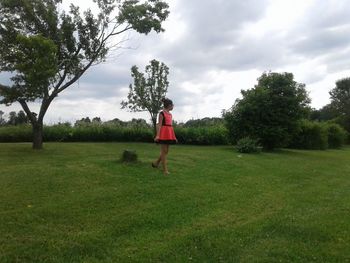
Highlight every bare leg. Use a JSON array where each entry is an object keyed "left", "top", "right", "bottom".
[
  {"left": 162, "top": 145, "right": 170, "bottom": 175},
  {"left": 152, "top": 144, "right": 163, "bottom": 168},
  {"left": 153, "top": 144, "right": 170, "bottom": 175},
  {"left": 159, "top": 144, "right": 169, "bottom": 175},
  {"left": 152, "top": 144, "right": 165, "bottom": 169},
  {"left": 153, "top": 155, "right": 161, "bottom": 167}
]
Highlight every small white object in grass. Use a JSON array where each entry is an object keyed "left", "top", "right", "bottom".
[{"left": 237, "top": 155, "right": 242, "bottom": 158}]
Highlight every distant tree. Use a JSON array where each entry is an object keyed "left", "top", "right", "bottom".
[
  {"left": 0, "top": 110, "right": 4, "bottom": 125},
  {"left": 74, "top": 117, "right": 91, "bottom": 126},
  {"left": 129, "top": 118, "right": 150, "bottom": 128},
  {"left": 92, "top": 117, "right": 102, "bottom": 124},
  {"left": 330, "top": 78, "right": 350, "bottom": 115},
  {"left": 184, "top": 117, "right": 225, "bottom": 128},
  {"left": 310, "top": 104, "right": 338, "bottom": 121},
  {"left": 224, "top": 72, "right": 310, "bottom": 150},
  {"left": 6, "top": 110, "right": 30, "bottom": 125},
  {"left": 329, "top": 77, "right": 350, "bottom": 132},
  {"left": 121, "top": 59, "right": 169, "bottom": 134},
  {"left": 16, "top": 110, "right": 29, "bottom": 125},
  {"left": 104, "top": 118, "right": 126, "bottom": 126},
  {"left": 8, "top": 111, "right": 16, "bottom": 125},
  {"left": 0, "top": 0, "right": 169, "bottom": 149}
]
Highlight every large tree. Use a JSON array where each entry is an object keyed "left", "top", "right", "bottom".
[
  {"left": 0, "top": 0, "right": 169, "bottom": 149},
  {"left": 121, "top": 59, "right": 169, "bottom": 134},
  {"left": 224, "top": 72, "right": 310, "bottom": 150}
]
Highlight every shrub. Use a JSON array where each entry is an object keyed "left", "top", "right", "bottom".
[
  {"left": 0, "top": 125, "right": 32, "bottom": 142},
  {"left": 44, "top": 124, "right": 73, "bottom": 142},
  {"left": 289, "top": 120, "right": 328, "bottom": 150},
  {"left": 326, "top": 122, "right": 347, "bottom": 148},
  {"left": 174, "top": 127, "right": 229, "bottom": 145},
  {"left": 236, "top": 137, "right": 260, "bottom": 153},
  {"left": 68, "top": 125, "right": 153, "bottom": 142},
  {"left": 224, "top": 72, "right": 310, "bottom": 150},
  {"left": 0, "top": 124, "right": 230, "bottom": 145}
]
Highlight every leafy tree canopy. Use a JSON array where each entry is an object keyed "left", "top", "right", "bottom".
[
  {"left": 0, "top": 0, "right": 169, "bottom": 148},
  {"left": 121, "top": 59, "right": 169, "bottom": 134},
  {"left": 224, "top": 72, "right": 311, "bottom": 150}
]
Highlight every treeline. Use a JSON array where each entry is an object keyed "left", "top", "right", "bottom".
[
  {"left": 1, "top": 73, "right": 349, "bottom": 149},
  {"left": 0, "top": 110, "right": 29, "bottom": 126},
  {"left": 224, "top": 72, "right": 349, "bottom": 151},
  {"left": 0, "top": 114, "right": 347, "bottom": 149}
]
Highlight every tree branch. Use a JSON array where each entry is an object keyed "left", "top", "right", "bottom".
[
  {"left": 52, "top": 23, "right": 132, "bottom": 96},
  {"left": 110, "top": 25, "right": 133, "bottom": 36},
  {"left": 53, "top": 56, "right": 95, "bottom": 95},
  {"left": 53, "top": 45, "right": 83, "bottom": 92},
  {"left": 18, "top": 99, "right": 37, "bottom": 125}
]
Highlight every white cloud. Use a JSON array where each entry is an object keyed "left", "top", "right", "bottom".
[{"left": 2, "top": 0, "right": 350, "bottom": 124}]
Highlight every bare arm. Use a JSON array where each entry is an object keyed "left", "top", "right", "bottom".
[{"left": 155, "top": 113, "right": 163, "bottom": 141}]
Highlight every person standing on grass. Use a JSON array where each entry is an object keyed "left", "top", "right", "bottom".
[{"left": 152, "top": 98, "right": 177, "bottom": 175}]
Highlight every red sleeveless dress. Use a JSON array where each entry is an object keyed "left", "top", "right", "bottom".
[{"left": 158, "top": 111, "right": 177, "bottom": 144}]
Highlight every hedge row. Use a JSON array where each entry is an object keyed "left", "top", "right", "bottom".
[
  {"left": 288, "top": 120, "right": 348, "bottom": 150},
  {"left": 0, "top": 122, "right": 346, "bottom": 149},
  {"left": 0, "top": 124, "right": 229, "bottom": 145},
  {"left": 175, "top": 126, "right": 229, "bottom": 145}
]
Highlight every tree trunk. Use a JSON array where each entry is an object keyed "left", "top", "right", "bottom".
[
  {"left": 32, "top": 122, "right": 43, "bottom": 150},
  {"left": 151, "top": 116, "right": 157, "bottom": 136}
]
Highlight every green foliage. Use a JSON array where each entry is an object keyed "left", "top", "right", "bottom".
[
  {"left": 326, "top": 122, "right": 347, "bottom": 149},
  {"left": 330, "top": 77, "right": 350, "bottom": 117},
  {"left": 121, "top": 59, "right": 169, "bottom": 133},
  {"left": 175, "top": 126, "right": 229, "bottom": 145},
  {"left": 310, "top": 104, "right": 338, "bottom": 122},
  {"left": 224, "top": 72, "right": 310, "bottom": 150},
  {"left": 0, "top": 124, "right": 32, "bottom": 142},
  {"left": 183, "top": 117, "right": 225, "bottom": 128},
  {"left": 289, "top": 120, "right": 329, "bottom": 150},
  {"left": 0, "top": 124, "right": 230, "bottom": 145},
  {"left": 0, "top": 35, "right": 58, "bottom": 104},
  {"left": 68, "top": 125, "right": 153, "bottom": 142},
  {"left": 236, "top": 137, "right": 260, "bottom": 153},
  {"left": 43, "top": 123, "right": 73, "bottom": 142},
  {"left": 319, "top": 77, "right": 350, "bottom": 134},
  {"left": 310, "top": 77, "right": 350, "bottom": 137},
  {"left": 289, "top": 120, "right": 347, "bottom": 150},
  {"left": 118, "top": 0, "right": 170, "bottom": 34},
  {"left": 4, "top": 110, "right": 30, "bottom": 125},
  {"left": 0, "top": 0, "right": 169, "bottom": 148}
]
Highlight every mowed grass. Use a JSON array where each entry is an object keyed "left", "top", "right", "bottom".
[{"left": 0, "top": 143, "right": 349, "bottom": 263}]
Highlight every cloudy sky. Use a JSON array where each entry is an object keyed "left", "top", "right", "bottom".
[{"left": 1, "top": 0, "right": 350, "bottom": 124}]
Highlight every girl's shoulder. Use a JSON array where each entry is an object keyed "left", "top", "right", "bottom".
[{"left": 162, "top": 110, "right": 171, "bottom": 115}]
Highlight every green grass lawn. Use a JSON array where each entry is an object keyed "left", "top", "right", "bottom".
[{"left": 0, "top": 143, "right": 349, "bottom": 263}]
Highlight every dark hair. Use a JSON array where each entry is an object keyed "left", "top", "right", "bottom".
[{"left": 162, "top": 98, "right": 173, "bottom": 108}]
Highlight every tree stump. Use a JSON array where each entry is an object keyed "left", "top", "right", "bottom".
[{"left": 121, "top": 150, "right": 138, "bottom": 163}]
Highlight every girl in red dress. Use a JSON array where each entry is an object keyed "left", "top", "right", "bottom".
[{"left": 152, "top": 98, "right": 177, "bottom": 175}]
